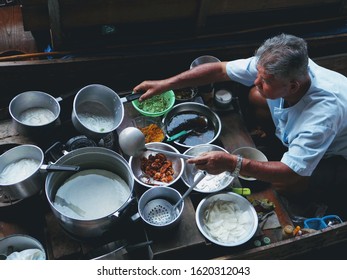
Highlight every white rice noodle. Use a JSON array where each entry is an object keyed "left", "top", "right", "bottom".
[{"left": 203, "top": 199, "right": 252, "bottom": 243}]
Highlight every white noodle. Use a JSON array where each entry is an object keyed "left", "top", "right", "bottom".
[
  {"left": 203, "top": 199, "right": 253, "bottom": 243},
  {"left": 195, "top": 172, "right": 231, "bottom": 192},
  {"left": 0, "top": 158, "right": 40, "bottom": 184},
  {"left": 20, "top": 107, "right": 56, "bottom": 125}
]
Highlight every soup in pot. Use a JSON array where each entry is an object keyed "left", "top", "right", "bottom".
[{"left": 53, "top": 169, "right": 130, "bottom": 220}]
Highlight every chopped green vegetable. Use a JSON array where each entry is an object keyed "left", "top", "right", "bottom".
[{"left": 137, "top": 94, "right": 170, "bottom": 113}]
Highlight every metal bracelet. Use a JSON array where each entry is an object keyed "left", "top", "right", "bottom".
[{"left": 233, "top": 155, "right": 243, "bottom": 177}]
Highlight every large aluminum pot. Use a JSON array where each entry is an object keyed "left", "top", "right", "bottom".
[
  {"left": 45, "top": 147, "right": 134, "bottom": 239},
  {"left": 9, "top": 91, "right": 61, "bottom": 137},
  {"left": 71, "top": 84, "right": 141, "bottom": 140}
]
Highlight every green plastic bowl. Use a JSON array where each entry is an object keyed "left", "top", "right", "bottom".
[{"left": 132, "top": 90, "right": 175, "bottom": 117}]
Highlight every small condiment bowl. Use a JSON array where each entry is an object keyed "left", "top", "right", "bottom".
[
  {"left": 132, "top": 116, "right": 165, "bottom": 143},
  {"left": 174, "top": 87, "right": 198, "bottom": 103}
]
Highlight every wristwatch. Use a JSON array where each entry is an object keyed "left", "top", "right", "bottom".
[{"left": 233, "top": 155, "right": 243, "bottom": 177}]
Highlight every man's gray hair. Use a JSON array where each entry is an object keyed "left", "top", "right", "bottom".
[{"left": 255, "top": 34, "right": 309, "bottom": 81}]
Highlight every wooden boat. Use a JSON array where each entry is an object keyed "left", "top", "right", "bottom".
[{"left": 0, "top": 1, "right": 347, "bottom": 260}]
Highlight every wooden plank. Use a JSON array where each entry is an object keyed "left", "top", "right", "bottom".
[
  {"left": 20, "top": 0, "right": 346, "bottom": 30},
  {"left": 0, "top": 5, "right": 37, "bottom": 54},
  {"left": 215, "top": 222, "right": 347, "bottom": 259},
  {"left": 209, "top": 0, "right": 341, "bottom": 14}
]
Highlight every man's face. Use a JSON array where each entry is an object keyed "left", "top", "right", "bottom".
[{"left": 254, "top": 66, "right": 292, "bottom": 99}]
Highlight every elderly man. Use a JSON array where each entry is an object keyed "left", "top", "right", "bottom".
[{"left": 134, "top": 34, "right": 347, "bottom": 216}]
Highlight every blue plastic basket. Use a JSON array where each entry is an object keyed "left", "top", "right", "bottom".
[{"left": 304, "top": 215, "right": 342, "bottom": 230}]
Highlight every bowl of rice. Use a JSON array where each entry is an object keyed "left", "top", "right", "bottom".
[
  {"left": 132, "top": 90, "right": 175, "bottom": 117},
  {"left": 195, "top": 192, "right": 258, "bottom": 247}
]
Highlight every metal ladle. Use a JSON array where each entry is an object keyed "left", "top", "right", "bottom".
[
  {"left": 118, "top": 127, "right": 193, "bottom": 159},
  {"left": 142, "top": 171, "right": 207, "bottom": 225}
]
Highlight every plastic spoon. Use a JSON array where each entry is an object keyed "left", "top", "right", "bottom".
[{"left": 118, "top": 127, "right": 193, "bottom": 159}]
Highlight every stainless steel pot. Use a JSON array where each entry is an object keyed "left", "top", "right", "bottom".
[
  {"left": 0, "top": 144, "right": 80, "bottom": 203},
  {"left": 45, "top": 147, "right": 134, "bottom": 239},
  {"left": 71, "top": 84, "right": 142, "bottom": 140},
  {"left": 9, "top": 91, "right": 61, "bottom": 137},
  {"left": 0, "top": 234, "right": 46, "bottom": 260}
]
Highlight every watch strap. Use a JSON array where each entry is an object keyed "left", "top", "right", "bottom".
[{"left": 233, "top": 155, "right": 243, "bottom": 177}]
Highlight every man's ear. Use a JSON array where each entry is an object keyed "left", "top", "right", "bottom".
[{"left": 290, "top": 80, "right": 300, "bottom": 93}]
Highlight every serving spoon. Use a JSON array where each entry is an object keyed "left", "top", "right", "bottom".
[
  {"left": 118, "top": 127, "right": 193, "bottom": 160},
  {"left": 166, "top": 116, "right": 209, "bottom": 142}
]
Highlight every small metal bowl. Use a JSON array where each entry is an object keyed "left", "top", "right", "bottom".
[
  {"left": 195, "top": 192, "right": 258, "bottom": 247},
  {"left": 182, "top": 144, "right": 234, "bottom": 193},
  {"left": 232, "top": 147, "right": 268, "bottom": 181},
  {"left": 128, "top": 142, "right": 185, "bottom": 188},
  {"left": 174, "top": 87, "right": 198, "bottom": 103},
  {"left": 190, "top": 55, "right": 221, "bottom": 69}
]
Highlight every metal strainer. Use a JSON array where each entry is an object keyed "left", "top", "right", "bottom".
[
  {"left": 142, "top": 198, "right": 179, "bottom": 225},
  {"left": 142, "top": 171, "right": 207, "bottom": 226}
]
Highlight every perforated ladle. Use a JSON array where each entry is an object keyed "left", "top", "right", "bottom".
[
  {"left": 118, "top": 127, "right": 193, "bottom": 159},
  {"left": 142, "top": 171, "right": 207, "bottom": 226}
]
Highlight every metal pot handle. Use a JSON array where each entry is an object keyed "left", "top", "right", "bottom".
[
  {"left": 111, "top": 196, "right": 136, "bottom": 219},
  {"left": 40, "top": 163, "right": 80, "bottom": 172}
]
